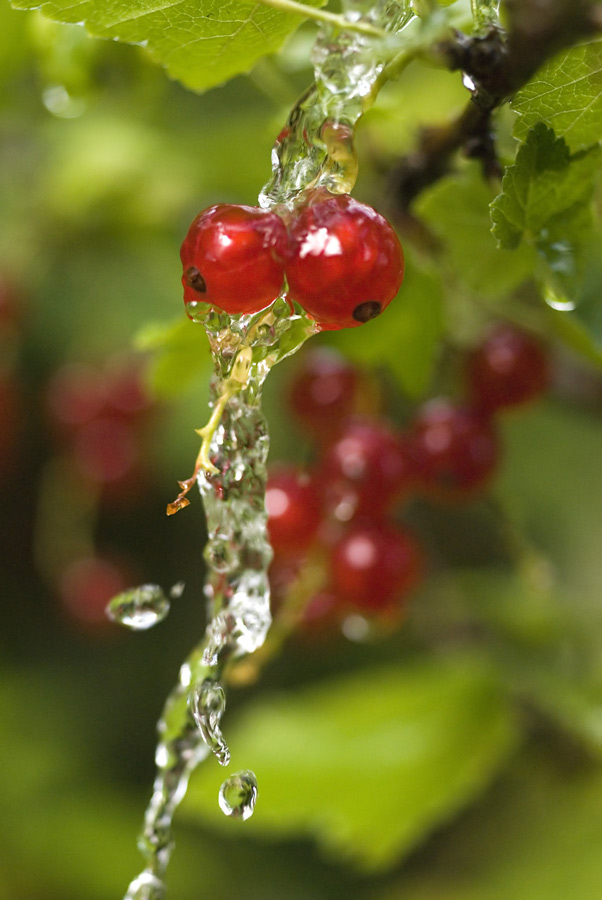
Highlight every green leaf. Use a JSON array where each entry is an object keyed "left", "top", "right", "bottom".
[
  {"left": 513, "top": 41, "right": 602, "bottom": 152},
  {"left": 417, "top": 170, "right": 536, "bottom": 296},
  {"left": 135, "top": 315, "right": 212, "bottom": 396},
  {"left": 9, "top": 0, "right": 326, "bottom": 92},
  {"left": 183, "top": 654, "right": 518, "bottom": 871},
  {"left": 490, "top": 123, "right": 601, "bottom": 252},
  {"left": 379, "top": 748, "right": 602, "bottom": 900},
  {"left": 332, "top": 252, "right": 444, "bottom": 398}
]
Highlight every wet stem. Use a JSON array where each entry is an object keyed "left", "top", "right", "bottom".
[{"left": 255, "top": 0, "right": 387, "bottom": 37}]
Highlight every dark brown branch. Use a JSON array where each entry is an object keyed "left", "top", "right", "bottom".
[{"left": 391, "top": 0, "right": 602, "bottom": 218}]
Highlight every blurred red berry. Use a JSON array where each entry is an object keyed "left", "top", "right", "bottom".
[
  {"left": 410, "top": 398, "right": 500, "bottom": 502},
  {"left": 72, "top": 416, "right": 139, "bottom": 484},
  {"left": 316, "top": 417, "right": 415, "bottom": 521},
  {"left": 266, "top": 465, "right": 322, "bottom": 556},
  {"left": 59, "top": 555, "right": 131, "bottom": 628},
  {"left": 104, "top": 356, "right": 154, "bottom": 418},
  {"left": 45, "top": 363, "right": 107, "bottom": 432},
  {"left": 329, "top": 521, "right": 424, "bottom": 614},
  {"left": 467, "top": 324, "right": 550, "bottom": 413},
  {"left": 288, "top": 348, "right": 359, "bottom": 440}
]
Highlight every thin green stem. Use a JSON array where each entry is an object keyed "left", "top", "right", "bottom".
[{"left": 254, "top": 0, "right": 387, "bottom": 37}]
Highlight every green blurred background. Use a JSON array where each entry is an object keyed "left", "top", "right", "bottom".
[{"left": 1, "top": 4, "right": 602, "bottom": 899}]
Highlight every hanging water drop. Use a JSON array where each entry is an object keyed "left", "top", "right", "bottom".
[
  {"left": 124, "top": 870, "right": 166, "bottom": 900},
  {"left": 188, "top": 678, "right": 230, "bottom": 766},
  {"left": 219, "top": 770, "right": 258, "bottom": 820},
  {"left": 106, "top": 584, "right": 170, "bottom": 630},
  {"left": 169, "top": 580, "right": 185, "bottom": 599}
]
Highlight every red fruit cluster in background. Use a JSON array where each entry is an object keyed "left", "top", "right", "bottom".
[
  {"left": 266, "top": 324, "right": 550, "bottom": 636},
  {"left": 45, "top": 354, "right": 158, "bottom": 501},
  {"left": 42, "top": 353, "right": 160, "bottom": 631},
  {"left": 180, "top": 192, "right": 404, "bottom": 331}
]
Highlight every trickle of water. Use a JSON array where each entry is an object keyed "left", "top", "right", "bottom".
[
  {"left": 124, "top": 870, "right": 166, "bottom": 900},
  {"left": 219, "top": 769, "right": 258, "bottom": 821},
  {"left": 188, "top": 678, "right": 230, "bottom": 766},
  {"left": 106, "top": 584, "right": 171, "bottom": 630}
]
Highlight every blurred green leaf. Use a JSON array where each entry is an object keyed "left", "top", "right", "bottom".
[
  {"left": 378, "top": 748, "right": 602, "bottom": 900},
  {"left": 443, "top": 569, "right": 602, "bottom": 757},
  {"left": 184, "top": 653, "right": 518, "bottom": 871},
  {"left": 333, "top": 252, "right": 444, "bottom": 398},
  {"left": 417, "top": 170, "right": 536, "bottom": 296},
  {"left": 498, "top": 403, "right": 602, "bottom": 597},
  {"left": 136, "top": 315, "right": 212, "bottom": 396},
  {"left": 513, "top": 41, "right": 602, "bottom": 152},
  {"left": 9, "top": 0, "right": 326, "bottom": 92}
]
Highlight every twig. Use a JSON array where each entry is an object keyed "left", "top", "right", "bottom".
[{"left": 391, "top": 0, "right": 602, "bottom": 216}]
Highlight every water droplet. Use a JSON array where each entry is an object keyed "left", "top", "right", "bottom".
[
  {"left": 543, "top": 285, "right": 576, "bottom": 311},
  {"left": 170, "top": 580, "right": 185, "bottom": 598},
  {"left": 106, "top": 584, "right": 170, "bottom": 630},
  {"left": 124, "top": 870, "right": 165, "bottom": 900},
  {"left": 462, "top": 71, "right": 476, "bottom": 92},
  {"left": 219, "top": 770, "right": 258, "bottom": 820},
  {"left": 189, "top": 679, "right": 230, "bottom": 765}
]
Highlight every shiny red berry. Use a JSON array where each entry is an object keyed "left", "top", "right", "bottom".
[
  {"left": 329, "top": 521, "right": 424, "bottom": 614},
  {"left": 466, "top": 324, "right": 550, "bottom": 414},
  {"left": 410, "top": 398, "right": 500, "bottom": 502},
  {"left": 180, "top": 204, "right": 287, "bottom": 316},
  {"left": 266, "top": 465, "right": 322, "bottom": 556},
  {"left": 284, "top": 194, "right": 404, "bottom": 330},
  {"left": 316, "top": 417, "right": 416, "bottom": 521}
]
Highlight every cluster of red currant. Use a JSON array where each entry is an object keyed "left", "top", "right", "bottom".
[
  {"left": 266, "top": 324, "right": 550, "bottom": 633},
  {"left": 180, "top": 192, "right": 404, "bottom": 330},
  {"left": 43, "top": 355, "right": 160, "bottom": 627},
  {"left": 45, "top": 355, "right": 157, "bottom": 500}
]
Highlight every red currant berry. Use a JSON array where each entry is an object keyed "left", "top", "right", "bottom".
[
  {"left": 316, "top": 417, "right": 415, "bottom": 521},
  {"left": 466, "top": 324, "right": 550, "bottom": 414},
  {"left": 288, "top": 348, "right": 359, "bottom": 440},
  {"left": 45, "top": 363, "right": 107, "bottom": 432},
  {"left": 284, "top": 193, "right": 404, "bottom": 330},
  {"left": 104, "top": 355, "right": 154, "bottom": 419},
  {"left": 72, "top": 416, "right": 139, "bottom": 484},
  {"left": 410, "top": 398, "right": 500, "bottom": 502},
  {"left": 59, "top": 555, "right": 132, "bottom": 629},
  {"left": 329, "top": 521, "right": 424, "bottom": 614},
  {"left": 266, "top": 465, "right": 322, "bottom": 556},
  {"left": 180, "top": 204, "right": 287, "bottom": 316}
]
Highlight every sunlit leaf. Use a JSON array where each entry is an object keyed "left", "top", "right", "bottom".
[
  {"left": 8, "top": 0, "right": 326, "bottom": 92},
  {"left": 513, "top": 41, "right": 602, "bottom": 152}
]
